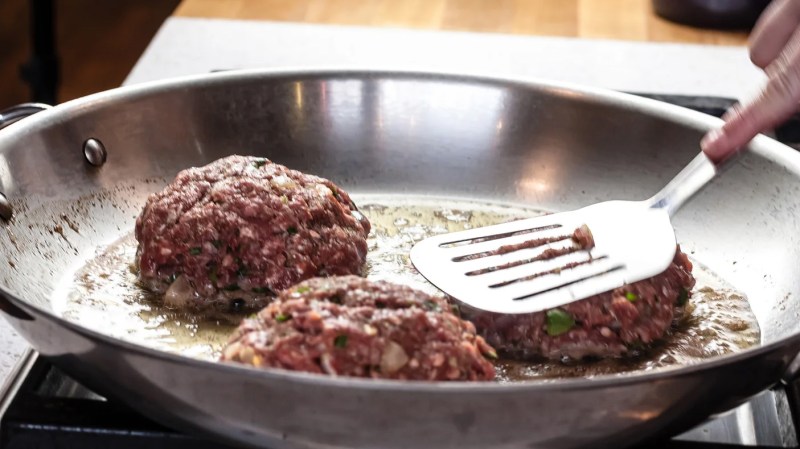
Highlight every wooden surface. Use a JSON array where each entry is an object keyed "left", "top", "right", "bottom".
[{"left": 175, "top": 0, "right": 749, "bottom": 46}]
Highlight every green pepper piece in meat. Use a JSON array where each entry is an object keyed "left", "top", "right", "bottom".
[
  {"left": 546, "top": 309, "right": 576, "bottom": 336},
  {"left": 209, "top": 266, "right": 218, "bottom": 285},
  {"left": 334, "top": 335, "right": 348, "bottom": 348},
  {"left": 677, "top": 288, "right": 689, "bottom": 306}
]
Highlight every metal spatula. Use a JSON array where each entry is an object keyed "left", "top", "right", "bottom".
[{"left": 410, "top": 152, "right": 733, "bottom": 314}]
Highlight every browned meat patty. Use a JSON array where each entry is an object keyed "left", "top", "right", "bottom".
[
  {"left": 461, "top": 246, "right": 695, "bottom": 361},
  {"left": 134, "top": 155, "right": 371, "bottom": 313},
  {"left": 220, "top": 276, "right": 497, "bottom": 381}
]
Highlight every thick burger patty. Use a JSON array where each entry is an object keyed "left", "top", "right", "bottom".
[
  {"left": 220, "top": 276, "right": 497, "bottom": 381},
  {"left": 463, "top": 247, "right": 696, "bottom": 360},
  {"left": 135, "top": 155, "right": 371, "bottom": 312}
]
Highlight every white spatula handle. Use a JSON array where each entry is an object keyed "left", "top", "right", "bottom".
[{"left": 648, "top": 150, "right": 741, "bottom": 216}]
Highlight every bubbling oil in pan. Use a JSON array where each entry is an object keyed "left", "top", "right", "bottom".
[{"left": 56, "top": 196, "right": 761, "bottom": 381}]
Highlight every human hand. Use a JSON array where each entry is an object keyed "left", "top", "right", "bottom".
[{"left": 701, "top": 0, "right": 800, "bottom": 162}]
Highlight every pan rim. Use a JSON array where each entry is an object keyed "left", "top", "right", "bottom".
[{"left": 2, "top": 66, "right": 800, "bottom": 392}]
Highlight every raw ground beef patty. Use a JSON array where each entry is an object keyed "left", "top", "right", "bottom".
[
  {"left": 220, "top": 275, "right": 497, "bottom": 381},
  {"left": 462, "top": 246, "right": 696, "bottom": 361},
  {"left": 134, "top": 155, "right": 371, "bottom": 313}
]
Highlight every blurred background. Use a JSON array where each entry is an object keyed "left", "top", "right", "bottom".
[
  {"left": 0, "top": 0, "right": 179, "bottom": 109},
  {"left": 0, "top": 0, "right": 763, "bottom": 111}
]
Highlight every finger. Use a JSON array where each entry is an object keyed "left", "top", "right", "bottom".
[
  {"left": 702, "top": 29, "right": 800, "bottom": 161},
  {"left": 749, "top": 0, "right": 800, "bottom": 68}
]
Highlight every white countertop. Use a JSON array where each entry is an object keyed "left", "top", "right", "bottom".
[{"left": 127, "top": 17, "right": 764, "bottom": 101}]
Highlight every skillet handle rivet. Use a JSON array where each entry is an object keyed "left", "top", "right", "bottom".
[
  {"left": 0, "top": 192, "right": 12, "bottom": 221},
  {"left": 83, "top": 138, "right": 107, "bottom": 167}
]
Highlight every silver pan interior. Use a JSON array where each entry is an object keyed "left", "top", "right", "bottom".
[{"left": 1, "top": 69, "right": 800, "bottom": 449}]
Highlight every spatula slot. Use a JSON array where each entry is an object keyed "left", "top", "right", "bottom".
[
  {"left": 438, "top": 224, "right": 562, "bottom": 248},
  {"left": 490, "top": 255, "right": 608, "bottom": 288},
  {"left": 466, "top": 246, "right": 584, "bottom": 276},
  {"left": 511, "top": 263, "right": 625, "bottom": 301},
  {"left": 452, "top": 234, "right": 572, "bottom": 262}
]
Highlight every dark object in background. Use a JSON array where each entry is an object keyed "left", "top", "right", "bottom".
[
  {"left": 20, "top": 0, "right": 58, "bottom": 105},
  {"left": 629, "top": 92, "right": 800, "bottom": 145},
  {"left": 652, "top": 0, "right": 772, "bottom": 30}
]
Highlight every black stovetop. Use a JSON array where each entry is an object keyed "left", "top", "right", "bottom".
[
  {"left": 0, "top": 353, "right": 226, "bottom": 449},
  {"left": 2, "top": 92, "right": 800, "bottom": 449}
]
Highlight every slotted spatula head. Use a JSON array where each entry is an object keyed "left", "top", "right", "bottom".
[{"left": 409, "top": 200, "right": 677, "bottom": 314}]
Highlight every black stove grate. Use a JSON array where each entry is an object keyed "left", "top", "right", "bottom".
[{"left": 0, "top": 355, "right": 230, "bottom": 449}]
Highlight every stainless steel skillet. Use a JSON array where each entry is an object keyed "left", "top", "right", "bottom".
[{"left": 0, "top": 68, "right": 800, "bottom": 449}]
